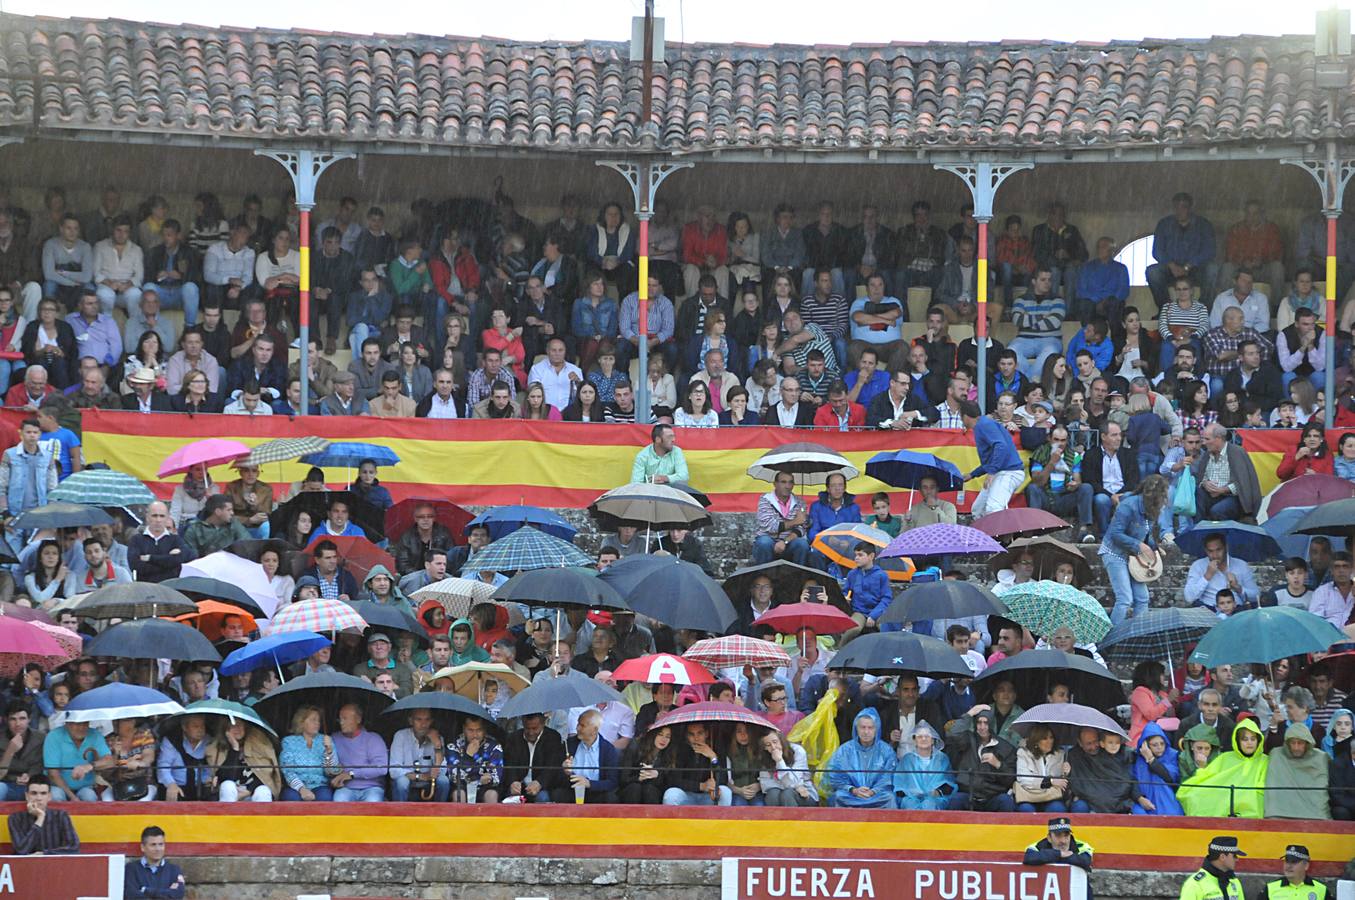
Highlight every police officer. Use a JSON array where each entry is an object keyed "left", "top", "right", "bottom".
[
  {"left": 1024, "top": 817, "right": 1093, "bottom": 900},
  {"left": 1180, "top": 836, "right": 1246, "bottom": 900},
  {"left": 1256, "top": 845, "right": 1327, "bottom": 900}
]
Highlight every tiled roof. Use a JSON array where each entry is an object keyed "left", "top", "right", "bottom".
[{"left": 0, "top": 15, "right": 1344, "bottom": 153}]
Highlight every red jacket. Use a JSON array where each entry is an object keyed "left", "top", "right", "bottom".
[
  {"left": 1275, "top": 447, "right": 1334, "bottom": 480},
  {"left": 429, "top": 248, "right": 481, "bottom": 302},
  {"left": 813, "top": 401, "right": 867, "bottom": 429},
  {"left": 4, "top": 382, "right": 53, "bottom": 408},
  {"left": 681, "top": 222, "right": 728, "bottom": 267}
]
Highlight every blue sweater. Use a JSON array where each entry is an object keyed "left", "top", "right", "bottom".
[
  {"left": 845, "top": 565, "right": 892, "bottom": 620},
  {"left": 968, "top": 416, "right": 1023, "bottom": 478},
  {"left": 124, "top": 858, "right": 186, "bottom": 899},
  {"left": 1076, "top": 258, "right": 1130, "bottom": 302},
  {"left": 807, "top": 491, "right": 862, "bottom": 542},
  {"left": 1065, "top": 331, "right": 1113, "bottom": 372}
]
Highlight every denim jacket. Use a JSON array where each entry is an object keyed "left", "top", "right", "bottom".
[{"left": 1100, "top": 493, "right": 1158, "bottom": 559}]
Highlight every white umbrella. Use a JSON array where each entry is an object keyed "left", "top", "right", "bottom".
[
  {"left": 182, "top": 551, "right": 279, "bottom": 619},
  {"left": 410, "top": 577, "right": 505, "bottom": 621}
]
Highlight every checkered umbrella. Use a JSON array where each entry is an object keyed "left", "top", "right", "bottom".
[
  {"left": 50, "top": 468, "right": 155, "bottom": 508},
  {"left": 997, "top": 580, "right": 1112, "bottom": 644},
  {"left": 879, "top": 524, "right": 1003, "bottom": 559},
  {"left": 266, "top": 598, "right": 368, "bottom": 636},
  {"left": 651, "top": 701, "right": 776, "bottom": 732},
  {"left": 684, "top": 635, "right": 790, "bottom": 671},
  {"left": 1099, "top": 607, "right": 1219, "bottom": 664},
  {"left": 459, "top": 527, "right": 591, "bottom": 575},
  {"left": 410, "top": 577, "right": 498, "bottom": 620},
  {"left": 239, "top": 437, "right": 330, "bottom": 467}
]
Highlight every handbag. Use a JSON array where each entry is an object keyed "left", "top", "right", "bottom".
[
  {"left": 1171, "top": 466, "right": 1196, "bottom": 517},
  {"left": 112, "top": 776, "right": 151, "bottom": 801}
]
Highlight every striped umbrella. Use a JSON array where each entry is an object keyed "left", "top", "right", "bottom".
[
  {"left": 1099, "top": 607, "right": 1219, "bottom": 664},
  {"left": 747, "top": 442, "right": 858, "bottom": 486},
  {"left": 459, "top": 527, "right": 591, "bottom": 575},
  {"left": 651, "top": 701, "right": 775, "bottom": 732},
  {"left": 266, "top": 598, "right": 368, "bottom": 636},
  {"left": 684, "top": 635, "right": 790, "bottom": 671},
  {"left": 50, "top": 469, "right": 155, "bottom": 508},
  {"left": 589, "top": 482, "right": 712, "bottom": 531},
  {"left": 997, "top": 580, "right": 1112, "bottom": 644},
  {"left": 239, "top": 437, "right": 330, "bottom": 467}
]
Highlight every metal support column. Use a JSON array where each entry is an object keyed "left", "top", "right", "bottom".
[
  {"left": 1282, "top": 150, "right": 1355, "bottom": 428},
  {"left": 254, "top": 149, "right": 355, "bottom": 415},
  {"left": 933, "top": 162, "right": 1033, "bottom": 414},
  {"left": 596, "top": 159, "right": 693, "bottom": 422}
]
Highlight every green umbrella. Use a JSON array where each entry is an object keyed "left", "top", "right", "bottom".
[
  {"left": 997, "top": 580, "right": 1112, "bottom": 644},
  {"left": 1189, "top": 607, "right": 1348, "bottom": 668},
  {"left": 50, "top": 469, "right": 155, "bottom": 508},
  {"left": 163, "top": 699, "right": 277, "bottom": 738}
]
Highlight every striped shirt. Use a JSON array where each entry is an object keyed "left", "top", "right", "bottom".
[
  {"left": 7, "top": 808, "right": 79, "bottom": 855},
  {"left": 1157, "top": 300, "right": 1210, "bottom": 341},
  {"left": 798, "top": 294, "right": 851, "bottom": 338},
  {"left": 1010, "top": 293, "right": 1066, "bottom": 340}
]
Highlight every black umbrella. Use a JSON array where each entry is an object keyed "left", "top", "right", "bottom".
[
  {"left": 829, "top": 632, "right": 973, "bottom": 679},
  {"left": 71, "top": 582, "right": 197, "bottom": 619},
  {"left": 1293, "top": 499, "right": 1355, "bottom": 536},
  {"left": 253, "top": 671, "right": 394, "bottom": 736},
  {"left": 345, "top": 601, "right": 429, "bottom": 646},
  {"left": 375, "top": 691, "right": 499, "bottom": 740},
  {"left": 599, "top": 555, "right": 737, "bottom": 633},
  {"left": 499, "top": 669, "right": 625, "bottom": 719},
  {"left": 722, "top": 560, "right": 849, "bottom": 611},
  {"left": 12, "top": 501, "right": 115, "bottom": 531},
  {"left": 163, "top": 576, "right": 267, "bottom": 619},
  {"left": 86, "top": 618, "right": 221, "bottom": 662},
  {"left": 973, "top": 649, "right": 1126, "bottom": 713},
  {"left": 668, "top": 481, "right": 712, "bottom": 508},
  {"left": 491, "top": 568, "right": 629, "bottom": 611},
  {"left": 269, "top": 490, "right": 386, "bottom": 544},
  {"left": 0, "top": 536, "right": 18, "bottom": 566},
  {"left": 880, "top": 581, "right": 1008, "bottom": 627}
]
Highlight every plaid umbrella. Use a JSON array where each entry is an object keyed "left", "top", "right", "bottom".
[
  {"left": 459, "top": 527, "right": 591, "bottom": 575},
  {"left": 1258, "top": 474, "right": 1355, "bottom": 524},
  {"left": 157, "top": 438, "right": 251, "bottom": 478},
  {"left": 1099, "top": 607, "right": 1219, "bottom": 664},
  {"left": 50, "top": 469, "right": 155, "bottom": 508},
  {"left": 1189, "top": 606, "right": 1348, "bottom": 668},
  {"left": 266, "top": 598, "right": 368, "bottom": 636},
  {"left": 410, "top": 577, "right": 499, "bottom": 620},
  {"left": 880, "top": 524, "right": 1003, "bottom": 559},
  {"left": 684, "top": 635, "right": 790, "bottom": 671},
  {"left": 301, "top": 442, "right": 400, "bottom": 468},
  {"left": 651, "top": 701, "right": 775, "bottom": 732},
  {"left": 239, "top": 437, "right": 330, "bottom": 467},
  {"left": 997, "top": 580, "right": 1112, "bottom": 644},
  {"left": 971, "top": 508, "right": 1070, "bottom": 543}
]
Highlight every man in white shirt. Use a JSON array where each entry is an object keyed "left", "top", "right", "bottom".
[
  {"left": 1185, "top": 531, "right": 1260, "bottom": 610},
  {"left": 770, "top": 376, "right": 813, "bottom": 428},
  {"left": 1209, "top": 268, "right": 1270, "bottom": 334},
  {"left": 526, "top": 337, "right": 582, "bottom": 410},
  {"left": 93, "top": 216, "right": 144, "bottom": 314},
  {"left": 416, "top": 368, "right": 461, "bottom": 419},
  {"left": 314, "top": 197, "right": 362, "bottom": 253},
  {"left": 222, "top": 382, "right": 274, "bottom": 416},
  {"left": 203, "top": 223, "right": 258, "bottom": 309}
]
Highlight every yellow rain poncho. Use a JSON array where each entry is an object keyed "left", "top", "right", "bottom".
[
  {"left": 1177, "top": 717, "right": 1268, "bottom": 818},
  {"left": 789, "top": 687, "right": 840, "bottom": 796}
]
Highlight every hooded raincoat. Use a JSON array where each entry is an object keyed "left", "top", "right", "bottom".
[
  {"left": 360, "top": 564, "right": 414, "bottom": 614},
  {"left": 893, "top": 722, "right": 955, "bottom": 810},
  {"left": 1177, "top": 722, "right": 1221, "bottom": 781},
  {"left": 824, "top": 707, "right": 896, "bottom": 808},
  {"left": 1177, "top": 716, "right": 1268, "bottom": 818},
  {"left": 1131, "top": 721, "right": 1183, "bottom": 816},
  {"left": 449, "top": 616, "right": 491, "bottom": 666},
  {"left": 1321, "top": 709, "right": 1353, "bottom": 760},
  {"left": 1264, "top": 722, "right": 1330, "bottom": 819}
]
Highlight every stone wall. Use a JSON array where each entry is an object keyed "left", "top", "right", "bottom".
[{"left": 177, "top": 855, "right": 1292, "bottom": 900}]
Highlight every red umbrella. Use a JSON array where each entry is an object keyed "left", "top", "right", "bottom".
[
  {"left": 385, "top": 498, "right": 473, "bottom": 546},
  {"left": 684, "top": 635, "right": 790, "bottom": 671},
  {"left": 971, "top": 508, "right": 1069, "bottom": 543},
  {"left": 1260, "top": 474, "right": 1355, "bottom": 522},
  {"left": 754, "top": 602, "right": 857, "bottom": 635},
  {"left": 651, "top": 701, "right": 775, "bottom": 732},
  {"left": 613, "top": 653, "right": 715, "bottom": 686},
  {"left": 301, "top": 535, "right": 397, "bottom": 585},
  {"left": 1301, "top": 650, "right": 1355, "bottom": 692},
  {"left": 157, "top": 439, "right": 252, "bottom": 478}
]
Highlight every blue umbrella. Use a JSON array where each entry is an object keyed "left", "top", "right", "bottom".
[
  {"left": 864, "top": 450, "right": 965, "bottom": 492},
  {"left": 459, "top": 527, "right": 591, "bottom": 575},
  {"left": 465, "top": 505, "right": 577, "bottom": 541},
  {"left": 1189, "top": 606, "right": 1348, "bottom": 667},
  {"left": 65, "top": 684, "right": 183, "bottom": 722},
  {"left": 301, "top": 442, "right": 401, "bottom": 469},
  {"left": 1176, "top": 522, "right": 1282, "bottom": 562},
  {"left": 219, "top": 631, "right": 333, "bottom": 678},
  {"left": 1262, "top": 506, "right": 1325, "bottom": 559}
]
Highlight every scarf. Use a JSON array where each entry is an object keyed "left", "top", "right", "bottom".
[
  {"left": 182, "top": 470, "right": 209, "bottom": 501},
  {"left": 81, "top": 559, "right": 115, "bottom": 588}
]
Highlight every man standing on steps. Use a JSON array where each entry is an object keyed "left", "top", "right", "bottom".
[{"left": 960, "top": 400, "right": 1025, "bottom": 518}]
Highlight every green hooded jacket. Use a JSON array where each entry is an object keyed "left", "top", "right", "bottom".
[
  {"left": 1177, "top": 721, "right": 1221, "bottom": 781},
  {"left": 360, "top": 564, "right": 415, "bottom": 616},
  {"left": 1263, "top": 722, "right": 1330, "bottom": 820},
  {"left": 449, "top": 616, "right": 490, "bottom": 666},
  {"left": 1177, "top": 717, "right": 1268, "bottom": 818}
]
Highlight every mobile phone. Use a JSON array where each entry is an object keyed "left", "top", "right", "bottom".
[{"left": 808, "top": 586, "right": 824, "bottom": 601}]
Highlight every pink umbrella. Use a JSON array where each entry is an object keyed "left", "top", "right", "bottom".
[
  {"left": 0, "top": 617, "right": 73, "bottom": 678},
  {"left": 157, "top": 439, "right": 252, "bottom": 478}
]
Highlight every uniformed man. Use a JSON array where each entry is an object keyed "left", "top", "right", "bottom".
[
  {"left": 1180, "top": 836, "right": 1246, "bottom": 900},
  {"left": 1256, "top": 845, "right": 1327, "bottom": 900},
  {"left": 1023, "top": 817, "right": 1093, "bottom": 900}
]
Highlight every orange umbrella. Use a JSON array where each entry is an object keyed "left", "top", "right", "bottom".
[{"left": 169, "top": 601, "right": 257, "bottom": 642}]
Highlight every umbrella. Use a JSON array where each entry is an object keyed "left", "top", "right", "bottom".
[
  {"left": 11, "top": 501, "right": 114, "bottom": 531},
  {"left": 157, "top": 438, "right": 251, "bottom": 478},
  {"left": 253, "top": 671, "right": 394, "bottom": 734},
  {"left": 1258, "top": 474, "right": 1355, "bottom": 524},
  {"left": 1294, "top": 498, "right": 1355, "bottom": 537},
  {"left": 49, "top": 469, "right": 155, "bottom": 508},
  {"left": 880, "top": 524, "right": 1004, "bottom": 559},
  {"left": 864, "top": 449, "right": 965, "bottom": 492},
  {"left": 1176, "top": 522, "right": 1282, "bottom": 563},
  {"left": 684, "top": 635, "right": 790, "bottom": 671},
  {"left": 30, "top": 622, "right": 82, "bottom": 658},
  {"left": 1099, "top": 607, "right": 1219, "bottom": 665},
  {"left": 345, "top": 601, "right": 427, "bottom": 644},
  {"left": 239, "top": 436, "right": 330, "bottom": 468},
  {"left": 810, "top": 523, "right": 901, "bottom": 577},
  {"left": 613, "top": 653, "right": 716, "bottom": 686},
  {"left": 879, "top": 580, "right": 1008, "bottom": 627},
  {"left": 0, "top": 605, "right": 52, "bottom": 624},
  {"left": 170, "top": 601, "right": 257, "bottom": 641},
  {"left": 386, "top": 498, "right": 473, "bottom": 545},
  {"left": 87, "top": 618, "right": 222, "bottom": 662},
  {"left": 460, "top": 527, "right": 591, "bottom": 575},
  {"left": 722, "top": 561, "right": 848, "bottom": 611},
  {"left": 589, "top": 482, "right": 713, "bottom": 532},
  {"left": 651, "top": 701, "right": 775, "bottom": 732},
  {"left": 1189, "top": 607, "right": 1348, "bottom": 667},
  {"left": 753, "top": 602, "right": 858, "bottom": 636},
  {"left": 301, "top": 536, "right": 396, "bottom": 586},
  {"left": 499, "top": 670, "right": 625, "bottom": 719},
  {"left": 1010, "top": 702, "right": 1128, "bottom": 745},
  {"left": 668, "top": 481, "right": 712, "bottom": 508},
  {"left": 974, "top": 650, "right": 1125, "bottom": 712},
  {"left": 301, "top": 442, "right": 401, "bottom": 469},
  {"left": 830, "top": 632, "right": 973, "bottom": 678},
  {"left": 410, "top": 577, "right": 500, "bottom": 621},
  {"left": 72, "top": 582, "right": 197, "bottom": 620},
  {"left": 163, "top": 576, "right": 267, "bottom": 619},
  {"left": 65, "top": 683, "right": 183, "bottom": 722},
  {"left": 491, "top": 568, "right": 629, "bottom": 611},
  {"left": 971, "top": 508, "right": 1071, "bottom": 543},
  {"left": 377, "top": 692, "right": 499, "bottom": 740},
  {"left": 228, "top": 538, "right": 296, "bottom": 564},
  {"left": 989, "top": 536, "right": 1093, "bottom": 584},
  {"left": 0, "top": 544, "right": 18, "bottom": 567},
  {"left": 1300, "top": 650, "right": 1355, "bottom": 692},
  {"left": 164, "top": 699, "right": 278, "bottom": 738},
  {"left": 747, "top": 442, "right": 858, "bottom": 485},
  {"left": 466, "top": 506, "right": 578, "bottom": 542},
  {"left": 0, "top": 617, "right": 73, "bottom": 677},
  {"left": 598, "top": 555, "right": 737, "bottom": 633},
  {"left": 996, "top": 581, "right": 1113, "bottom": 644},
  {"left": 1262, "top": 506, "right": 1323, "bottom": 559},
  {"left": 269, "top": 490, "right": 386, "bottom": 545},
  {"left": 428, "top": 662, "right": 530, "bottom": 700},
  {"left": 219, "top": 631, "right": 332, "bottom": 678},
  {"left": 267, "top": 598, "right": 368, "bottom": 636},
  {"left": 179, "top": 552, "right": 280, "bottom": 620}
]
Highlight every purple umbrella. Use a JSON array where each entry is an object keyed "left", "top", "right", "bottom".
[
  {"left": 879, "top": 524, "right": 1004, "bottom": 559},
  {"left": 1009, "top": 702, "right": 1128, "bottom": 746}
]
